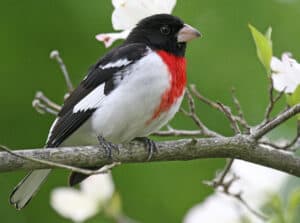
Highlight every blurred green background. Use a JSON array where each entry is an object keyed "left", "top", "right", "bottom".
[{"left": 0, "top": 0, "right": 300, "bottom": 222}]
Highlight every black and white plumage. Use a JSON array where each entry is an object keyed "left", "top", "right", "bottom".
[
  {"left": 47, "top": 43, "right": 149, "bottom": 147},
  {"left": 10, "top": 14, "right": 201, "bottom": 210}
]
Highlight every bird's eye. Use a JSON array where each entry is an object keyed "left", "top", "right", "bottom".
[{"left": 160, "top": 25, "right": 171, "bottom": 35}]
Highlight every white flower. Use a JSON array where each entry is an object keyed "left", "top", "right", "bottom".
[
  {"left": 184, "top": 193, "right": 247, "bottom": 223},
  {"left": 96, "top": 0, "right": 177, "bottom": 47},
  {"left": 184, "top": 193, "right": 246, "bottom": 223},
  {"left": 96, "top": 30, "right": 131, "bottom": 48},
  {"left": 183, "top": 160, "right": 288, "bottom": 223},
  {"left": 51, "top": 188, "right": 100, "bottom": 223},
  {"left": 228, "top": 161, "right": 287, "bottom": 208},
  {"left": 51, "top": 173, "right": 115, "bottom": 223},
  {"left": 81, "top": 173, "right": 115, "bottom": 203},
  {"left": 271, "top": 53, "right": 300, "bottom": 93}
]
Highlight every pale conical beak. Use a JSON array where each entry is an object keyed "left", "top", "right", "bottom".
[{"left": 177, "top": 24, "right": 201, "bottom": 42}]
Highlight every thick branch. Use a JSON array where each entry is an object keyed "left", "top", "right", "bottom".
[{"left": 0, "top": 135, "right": 299, "bottom": 178}]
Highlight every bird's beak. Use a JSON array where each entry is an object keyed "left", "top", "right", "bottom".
[{"left": 177, "top": 24, "right": 201, "bottom": 42}]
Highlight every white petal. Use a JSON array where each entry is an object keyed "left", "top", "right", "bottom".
[
  {"left": 112, "top": 0, "right": 150, "bottom": 30},
  {"left": 50, "top": 188, "right": 99, "bottom": 223},
  {"left": 272, "top": 71, "right": 299, "bottom": 93},
  {"left": 270, "top": 56, "right": 284, "bottom": 73},
  {"left": 80, "top": 173, "right": 115, "bottom": 204},
  {"left": 151, "top": 0, "right": 176, "bottom": 12},
  {"left": 228, "top": 160, "right": 287, "bottom": 207},
  {"left": 111, "top": 0, "right": 177, "bottom": 30},
  {"left": 112, "top": 0, "right": 126, "bottom": 8},
  {"left": 95, "top": 29, "right": 131, "bottom": 48},
  {"left": 184, "top": 193, "right": 255, "bottom": 223},
  {"left": 184, "top": 161, "right": 288, "bottom": 223},
  {"left": 271, "top": 53, "right": 300, "bottom": 93}
]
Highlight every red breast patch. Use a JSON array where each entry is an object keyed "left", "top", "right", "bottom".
[{"left": 147, "top": 50, "right": 187, "bottom": 124}]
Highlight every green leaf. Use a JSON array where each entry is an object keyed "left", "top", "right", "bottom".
[
  {"left": 286, "top": 85, "right": 300, "bottom": 120},
  {"left": 265, "top": 27, "right": 273, "bottom": 42},
  {"left": 266, "top": 195, "right": 286, "bottom": 223},
  {"left": 286, "top": 85, "right": 300, "bottom": 106},
  {"left": 104, "top": 192, "right": 122, "bottom": 219},
  {"left": 286, "top": 189, "right": 300, "bottom": 223},
  {"left": 249, "top": 24, "right": 273, "bottom": 73},
  {"left": 289, "top": 189, "right": 300, "bottom": 211}
]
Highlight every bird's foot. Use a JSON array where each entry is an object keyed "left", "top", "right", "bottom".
[
  {"left": 134, "top": 137, "right": 158, "bottom": 161},
  {"left": 97, "top": 136, "right": 119, "bottom": 160}
]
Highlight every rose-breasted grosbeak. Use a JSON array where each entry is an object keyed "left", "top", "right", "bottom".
[{"left": 10, "top": 14, "right": 200, "bottom": 209}]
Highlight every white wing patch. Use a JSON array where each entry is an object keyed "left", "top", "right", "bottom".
[
  {"left": 73, "top": 84, "right": 106, "bottom": 113},
  {"left": 99, "top": 58, "right": 131, "bottom": 69}
]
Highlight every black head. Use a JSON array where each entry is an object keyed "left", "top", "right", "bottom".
[{"left": 125, "top": 14, "right": 201, "bottom": 57}]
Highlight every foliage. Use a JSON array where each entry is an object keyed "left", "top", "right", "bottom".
[{"left": 249, "top": 24, "right": 273, "bottom": 73}]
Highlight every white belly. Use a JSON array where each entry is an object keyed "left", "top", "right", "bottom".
[
  {"left": 62, "top": 51, "right": 184, "bottom": 145},
  {"left": 91, "top": 52, "right": 171, "bottom": 143}
]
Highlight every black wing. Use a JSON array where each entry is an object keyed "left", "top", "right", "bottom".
[{"left": 46, "top": 43, "right": 148, "bottom": 147}]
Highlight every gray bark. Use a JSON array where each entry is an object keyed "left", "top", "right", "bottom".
[{"left": 0, "top": 135, "right": 299, "bottom": 177}]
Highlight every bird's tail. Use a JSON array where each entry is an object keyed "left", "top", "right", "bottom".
[{"left": 9, "top": 169, "right": 51, "bottom": 210}]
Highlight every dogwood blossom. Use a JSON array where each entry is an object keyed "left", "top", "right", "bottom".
[
  {"left": 184, "top": 193, "right": 246, "bottom": 223},
  {"left": 271, "top": 53, "right": 300, "bottom": 93},
  {"left": 96, "top": 0, "right": 177, "bottom": 47},
  {"left": 51, "top": 173, "right": 115, "bottom": 223},
  {"left": 183, "top": 160, "right": 288, "bottom": 223}
]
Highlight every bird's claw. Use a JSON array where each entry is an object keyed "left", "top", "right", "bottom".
[
  {"left": 97, "top": 136, "right": 119, "bottom": 160},
  {"left": 135, "top": 137, "right": 158, "bottom": 161}
]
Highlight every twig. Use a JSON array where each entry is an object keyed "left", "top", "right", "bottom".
[
  {"left": 231, "top": 88, "right": 245, "bottom": 120},
  {"left": 252, "top": 104, "right": 300, "bottom": 140},
  {"left": 32, "top": 91, "right": 61, "bottom": 115},
  {"left": 0, "top": 145, "right": 120, "bottom": 175},
  {"left": 259, "top": 141, "right": 283, "bottom": 150},
  {"left": 152, "top": 129, "right": 203, "bottom": 137},
  {"left": 234, "top": 192, "right": 268, "bottom": 220},
  {"left": 259, "top": 120, "right": 300, "bottom": 151},
  {"left": 209, "top": 101, "right": 239, "bottom": 190},
  {"left": 153, "top": 124, "right": 203, "bottom": 136},
  {"left": 204, "top": 173, "right": 268, "bottom": 220},
  {"left": 203, "top": 159, "right": 235, "bottom": 204},
  {"left": 35, "top": 91, "right": 61, "bottom": 111},
  {"left": 231, "top": 88, "right": 251, "bottom": 133},
  {"left": 265, "top": 77, "right": 275, "bottom": 122},
  {"left": 32, "top": 99, "right": 58, "bottom": 116},
  {"left": 50, "top": 50, "right": 74, "bottom": 93},
  {"left": 183, "top": 89, "right": 221, "bottom": 138},
  {"left": 214, "top": 103, "right": 240, "bottom": 183},
  {"left": 217, "top": 103, "right": 241, "bottom": 134},
  {"left": 263, "top": 78, "right": 285, "bottom": 125},
  {"left": 282, "top": 120, "right": 300, "bottom": 151},
  {"left": 32, "top": 50, "right": 74, "bottom": 116},
  {"left": 190, "top": 84, "right": 250, "bottom": 130},
  {"left": 215, "top": 159, "right": 235, "bottom": 186},
  {"left": 189, "top": 86, "right": 242, "bottom": 188}
]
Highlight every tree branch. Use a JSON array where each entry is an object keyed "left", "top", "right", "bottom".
[
  {"left": 262, "top": 77, "right": 285, "bottom": 125},
  {"left": 252, "top": 104, "right": 300, "bottom": 140},
  {"left": 0, "top": 135, "right": 300, "bottom": 177},
  {"left": 50, "top": 50, "right": 74, "bottom": 93}
]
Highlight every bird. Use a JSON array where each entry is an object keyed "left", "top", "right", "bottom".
[{"left": 9, "top": 13, "right": 201, "bottom": 210}]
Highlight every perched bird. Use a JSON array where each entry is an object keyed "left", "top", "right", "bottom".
[{"left": 10, "top": 14, "right": 201, "bottom": 210}]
